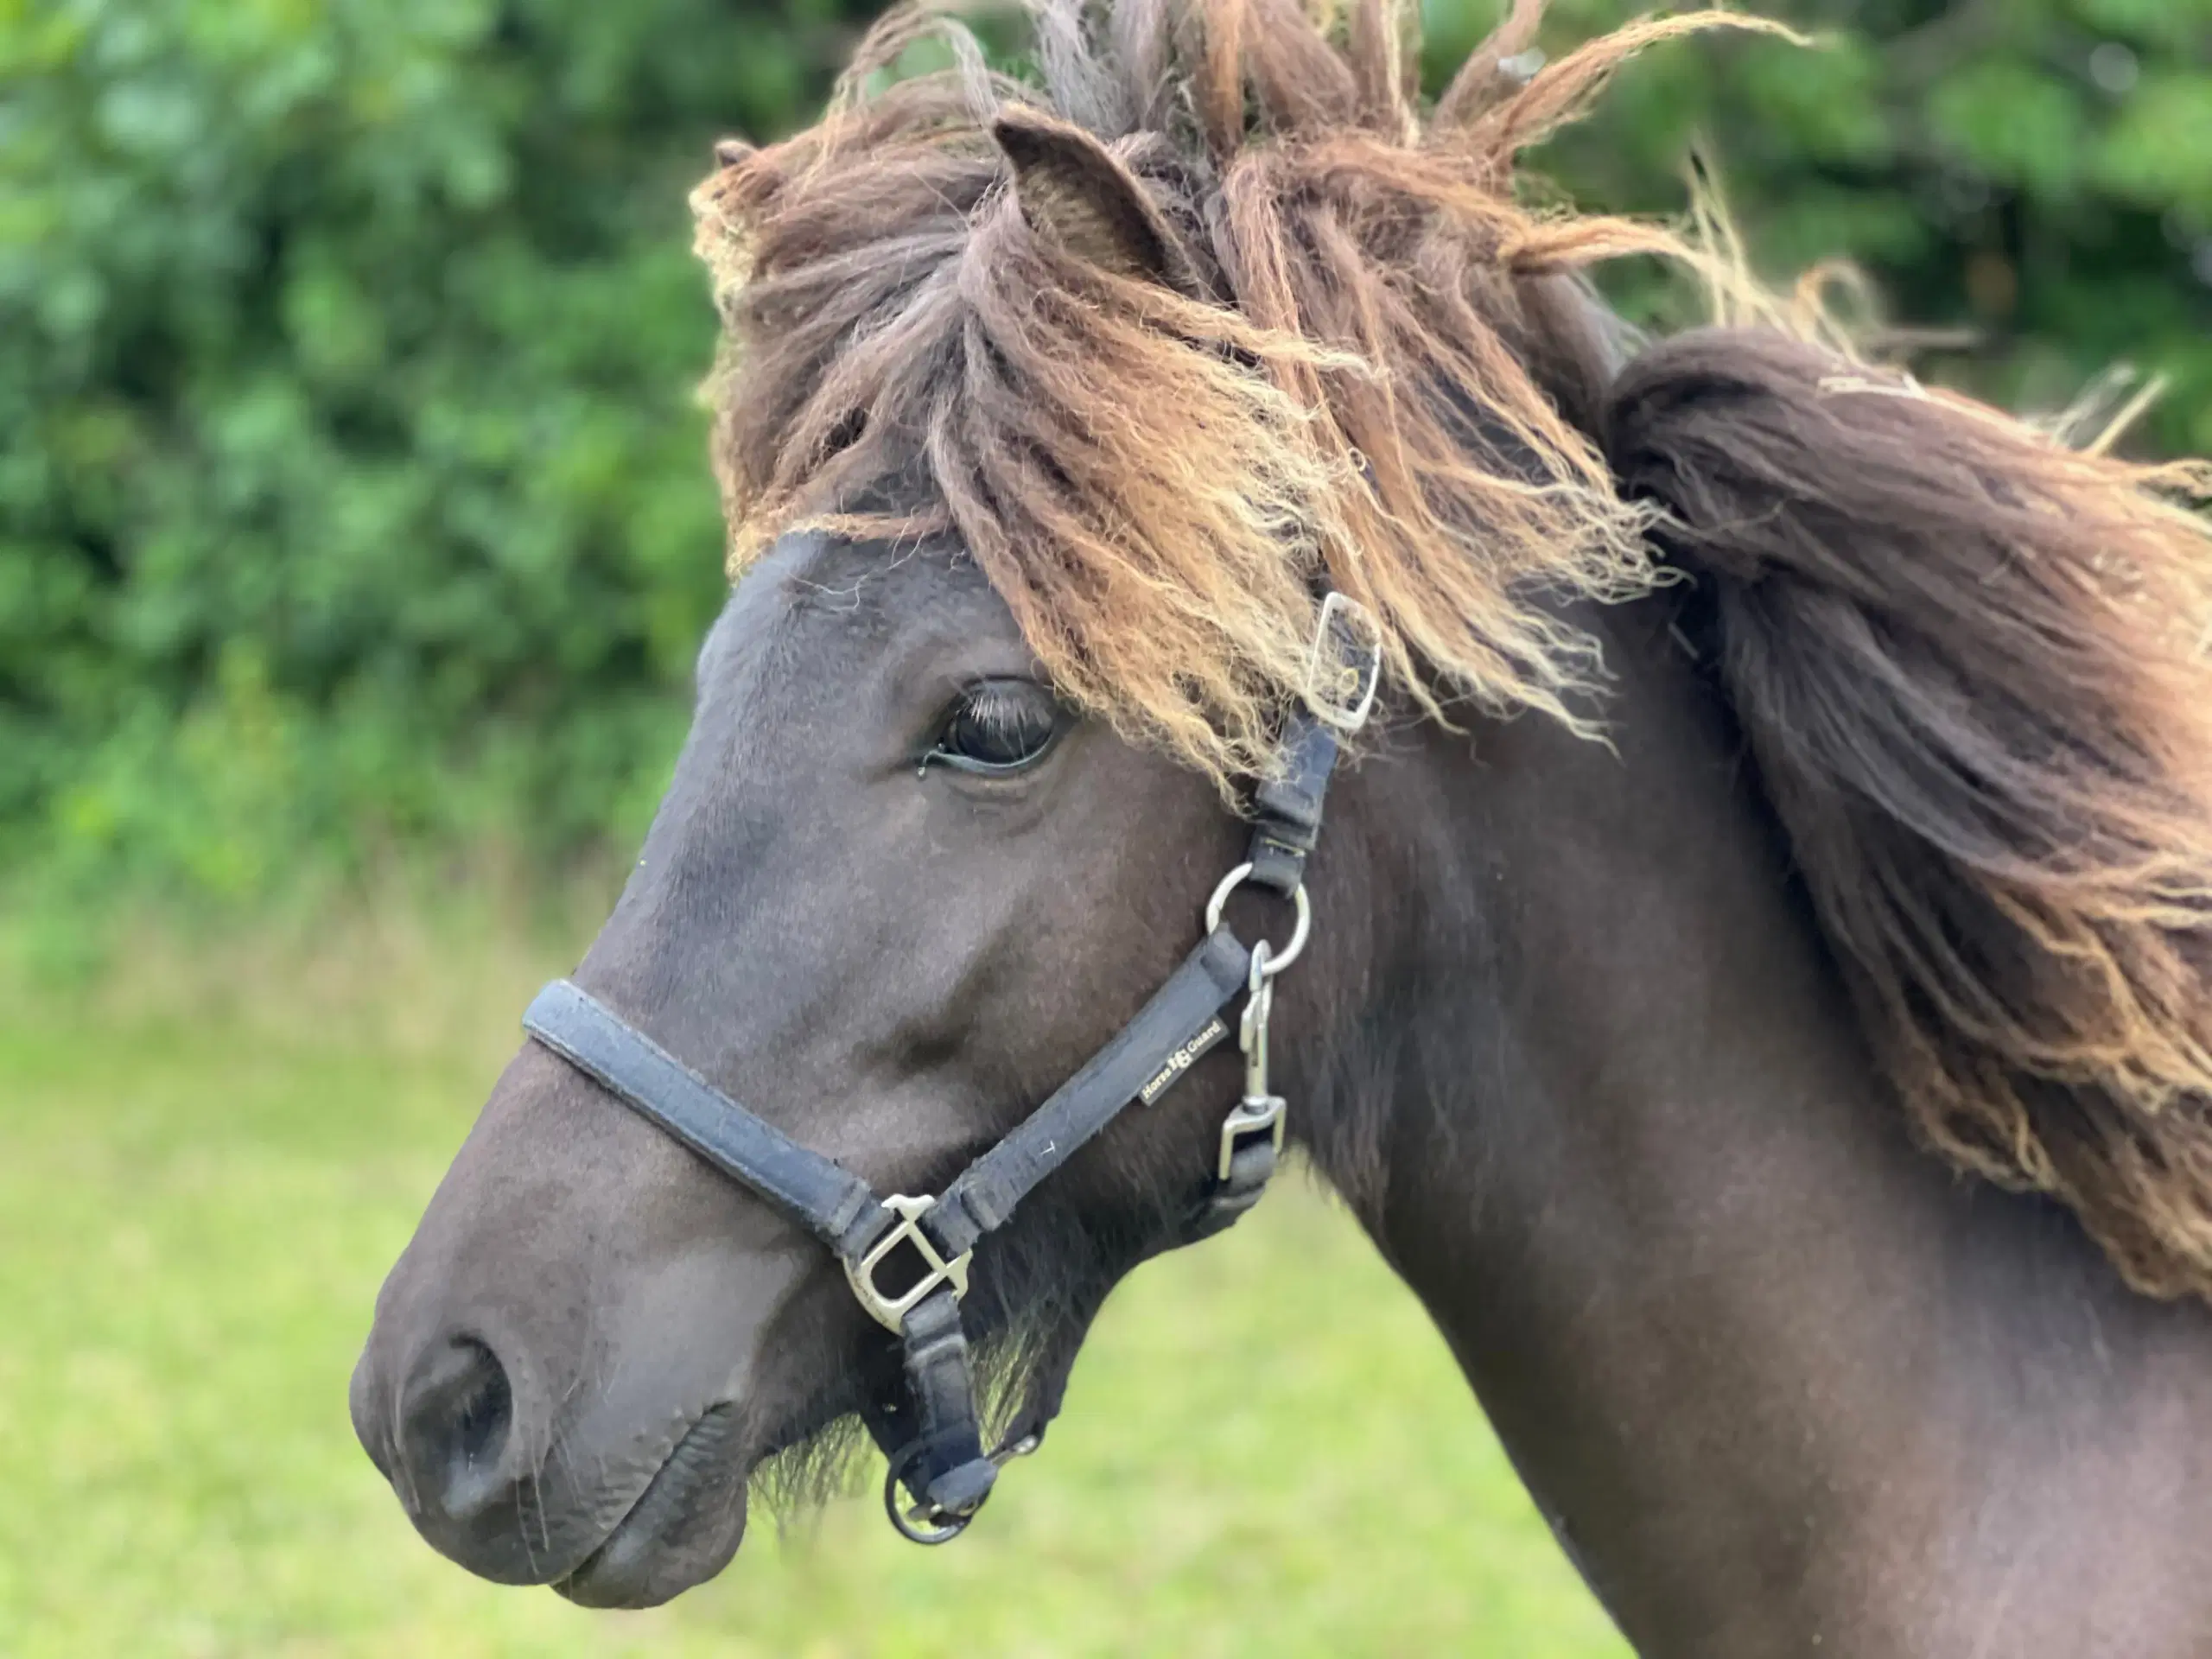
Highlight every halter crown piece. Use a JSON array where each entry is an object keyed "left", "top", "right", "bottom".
[{"left": 520, "top": 594, "right": 1382, "bottom": 1543}]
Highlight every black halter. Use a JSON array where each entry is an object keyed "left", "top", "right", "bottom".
[{"left": 519, "top": 594, "right": 1380, "bottom": 1543}]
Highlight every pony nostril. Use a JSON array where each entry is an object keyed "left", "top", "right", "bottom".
[
  {"left": 451, "top": 1346, "right": 511, "bottom": 1467},
  {"left": 397, "top": 1337, "right": 515, "bottom": 1519}
]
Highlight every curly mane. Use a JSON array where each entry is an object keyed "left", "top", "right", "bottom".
[
  {"left": 690, "top": 0, "right": 2212, "bottom": 1304},
  {"left": 690, "top": 0, "right": 1788, "bottom": 779}
]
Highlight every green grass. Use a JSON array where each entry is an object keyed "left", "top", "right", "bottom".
[{"left": 0, "top": 925, "right": 1625, "bottom": 1657}]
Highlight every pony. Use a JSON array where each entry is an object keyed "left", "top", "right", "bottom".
[{"left": 351, "top": 0, "right": 2212, "bottom": 1649}]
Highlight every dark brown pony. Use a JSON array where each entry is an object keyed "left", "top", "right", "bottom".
[{"left": 351, "top": 1, "right": 2212, "bottom": 1650}]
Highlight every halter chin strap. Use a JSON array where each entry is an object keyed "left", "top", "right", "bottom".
[{"left": 518, "top": 594, "right": 1380, "bottom": 1544}]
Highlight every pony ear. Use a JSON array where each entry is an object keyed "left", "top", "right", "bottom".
[{"left": 991, "top": 107, "right": 1194, "bottom": 290}]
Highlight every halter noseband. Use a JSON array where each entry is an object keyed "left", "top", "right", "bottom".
[{"left": 519, "top": 594, "right": 1381, "bottom": 1544}]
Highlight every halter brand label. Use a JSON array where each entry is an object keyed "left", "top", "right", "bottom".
[{"left": 1138, "top": 1016, "right": 1230, "bottom": 1106}]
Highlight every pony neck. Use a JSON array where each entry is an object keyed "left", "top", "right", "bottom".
[{"left": 1289, "top": 593, "right": 2212, "bottom": 1656}]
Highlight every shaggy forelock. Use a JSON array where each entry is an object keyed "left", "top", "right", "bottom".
[{"left": 689, "top": 0, "right": 1788, "bottom": 785}]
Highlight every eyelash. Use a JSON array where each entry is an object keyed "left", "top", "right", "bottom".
[{"left": 922, "top": 681, "right": 1063, "bottom": 775}]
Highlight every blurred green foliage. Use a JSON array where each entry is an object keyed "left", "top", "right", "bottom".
[
  {"left": 5, "top": 0, "right": 2209, "bottom": 907},
  {"left": 0, "top": 0, "right": 870, "bottom": 906},
  {"left": 1514, "top": 0, "right": 2212, "bottom": 450}
]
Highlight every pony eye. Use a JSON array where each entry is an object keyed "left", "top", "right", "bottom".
[{"left": 928, "top": 680, "right": 1064, "bottom": 774}]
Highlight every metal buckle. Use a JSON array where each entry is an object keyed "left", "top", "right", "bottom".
[
  {"left": 1303, "top": 591, "right": 1383, "bottom": 734},
  {"left": 845, "top": 1194, "right": 973, "bottom": 1332},
  {"left": 1217, "top": 1094, "right": 1286, "bottom": 1180}
]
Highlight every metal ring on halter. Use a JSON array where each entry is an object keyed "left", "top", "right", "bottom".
[
  {"left": 880, "top": 1426, "right": 1043, "bottom": 1546},
  {"left": 1204, "top": 861, "right": 1311, "bottom": 975},
  {"left": 882, "top": 1446, "right": 973, "bottom": 1546}
]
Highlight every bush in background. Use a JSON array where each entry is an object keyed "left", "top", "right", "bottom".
[
  {"left": 2, "top": 0, "right": 870, "bottom": 908},
  {"left": 1512, "top": 0, "right": 2212, "bottom": 447},
  {"left": 5, "top": 0, "right": 2208, "bottom": 909}
]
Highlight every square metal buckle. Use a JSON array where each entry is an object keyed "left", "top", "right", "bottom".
[
  {"left": 1217, "top": 1095, "right": 1286, "bottom": 1180},
  {"left": 845, "top": 1193, "right": 973, "bottom": 1332},
  {"left": 1303, "top": 592, "right": 1383, "bottom": 734}
]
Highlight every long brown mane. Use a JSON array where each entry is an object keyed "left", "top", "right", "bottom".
[
  {"left": 690, "top": 0, "right": 2212, "bottom": 1303},
  {"left": 1608, "top": 334, "right": 2212, "bottom": 1300}
]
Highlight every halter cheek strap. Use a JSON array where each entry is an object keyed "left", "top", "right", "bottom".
[{"left": 518, "top": 594, "right": 1380, "bottom": 1544}]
